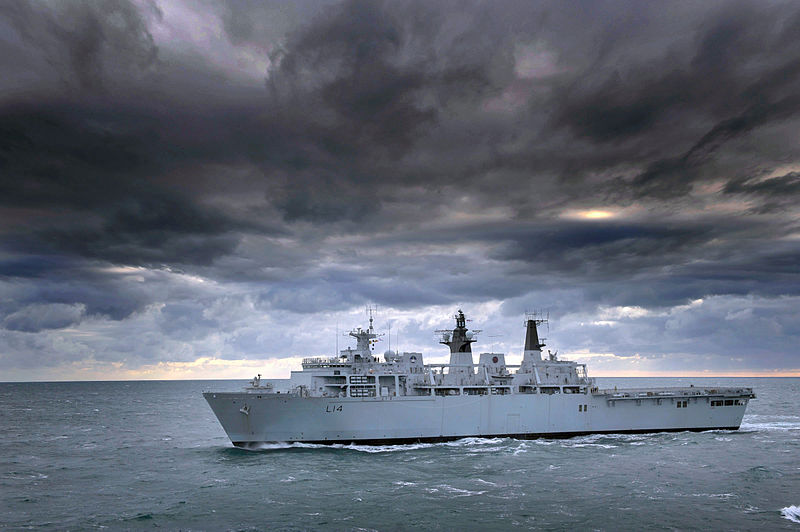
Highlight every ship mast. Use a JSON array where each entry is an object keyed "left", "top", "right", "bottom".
[
  {"left": 344, "top": 305, "right": 382, "bottom": 361},
  {"left": 437, "top": 310, "right": 480, "bottom": 376}
]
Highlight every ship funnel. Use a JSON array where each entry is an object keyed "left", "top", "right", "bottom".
[
  {"left": 521, "top": 313, "right": 546, "bottom": 366},
  {"left": 524, "top": 319, "right": 543, "bottom": 351}
]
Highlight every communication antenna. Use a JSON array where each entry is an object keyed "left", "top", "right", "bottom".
[
  {"left": 335, "top": 319, "right": 339, "bottom": 355},
  {"left": 366, "top": 304, "right": 378, "bottom": 331},
  {"left": 387, "top": 322, "right": 392, "bottom": 352},
  {"left": 524, "top": 308, "right": 549, "bottom": 344}
]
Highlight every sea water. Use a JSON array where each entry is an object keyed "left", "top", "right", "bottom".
[{"left": 1, "top": 377, "right": 798, "bottom": 530}]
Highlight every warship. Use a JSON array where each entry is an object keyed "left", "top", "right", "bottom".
[{"left": 204, "top": 310, "right": 755, "bottom": 446}]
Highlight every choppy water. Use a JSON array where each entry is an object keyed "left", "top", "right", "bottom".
[{"left": 1, "top": 377, "right": 798, "bottom": 531}]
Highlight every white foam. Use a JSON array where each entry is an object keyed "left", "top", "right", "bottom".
[
  {"left": 245, "top": 440, "right": 431, "bottom": 452},
  {"left": 562, "top": 436, "right": 618, "bottom": 448},
  {"left": 740, "top": 421, "right": 800, "bottom": 432},
  {"left": 443, "top": 437, "right": 506, "bottom": 447},
  {"left": 781, "top": 505, "right": 800, "bottom": 523},
  {"left": 341, "top": 436, "right": 507, "bottom": 453},
  {"left": 436, "top": 484, "right": 487, "bottom": 497},
  {"left": 341, "top": 442, "right": 435, "bottom": 453},
  {"left": 248, "top": 442, "right": 303, "bottom": 451},
  {"left": 691, "top": 493, "right": 736, "bottom": 500}
]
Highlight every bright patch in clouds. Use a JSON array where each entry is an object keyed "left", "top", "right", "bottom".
[
  {"left": 560, "top": 209, "right": 617, "bottom": 220},
  {"left": 580, "top": 210, "right": 615, "bottom": 219}
]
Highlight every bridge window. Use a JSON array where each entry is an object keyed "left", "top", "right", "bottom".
[
  {"left": 677, "top": 400, "right": 688, "bottom": 408},
  {"left": 724, "top": 399, "right": 734, "bottom": 406}
]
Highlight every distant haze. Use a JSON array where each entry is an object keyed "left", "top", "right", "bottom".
[{"left": 1, "top": 0, "right": 799, "bottom": 380}]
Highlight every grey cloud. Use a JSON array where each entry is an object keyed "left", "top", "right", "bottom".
[
  {"left": 2, "top": 303, "right": 85, "bottom": 333},
  {"left": 723, "top": 172, "right": 800, "bottom": 212},
  {"left": 1, "top": 0, "right": 800, "bottom": 375},
  {"left": 0, "top": 0, "right": 160, "bottom": 93},
  {"left": 157, "top": 302, "right": 218, "bottom": 341},
  {"left": 552, "top": 295, "right": 800, "bottom": 366}
]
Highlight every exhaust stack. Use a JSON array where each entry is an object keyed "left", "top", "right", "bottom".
[{"left": 521, "top": 314, "right": 546, "bottom": 367}]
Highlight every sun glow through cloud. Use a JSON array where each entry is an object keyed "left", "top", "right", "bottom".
[
  {"left": 580, "top": 210, "right": 615, "bottom": 219},
  {"left": 560, "top": 209, "right": 618, "bottom": 220}
]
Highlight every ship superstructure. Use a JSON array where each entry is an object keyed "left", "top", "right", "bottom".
[{"left": 204, "top": 311, "right": 755, "bottom": 446}]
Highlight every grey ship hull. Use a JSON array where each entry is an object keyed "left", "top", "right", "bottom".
[{"left": 204, "top": 388, "right": 751, "bottom": 446}]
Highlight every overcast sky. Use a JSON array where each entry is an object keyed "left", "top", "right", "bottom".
[{"left": 1, "top": 0, "right": 799, "bottom": 381}]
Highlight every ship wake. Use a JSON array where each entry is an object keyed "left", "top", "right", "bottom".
[
  {"left": 239, "top": 437, "right": 510, "bottom": 453},
  {"left": 781, "top": 505, "right": 800, "bottom": 523}
]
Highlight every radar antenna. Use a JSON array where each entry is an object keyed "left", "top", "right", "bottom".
[{"left": 436, "top": 309, "right": 480, "bottom": 352}]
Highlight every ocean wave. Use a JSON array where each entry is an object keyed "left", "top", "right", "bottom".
[
  {"left": 558, "top": 433, "right": 619, "bottom": 448},
  {"left": 739, "top": 421, "right": 800, "bottom": 432},
  {"left": 781, "top": 505, "right": 800, "bottom": 523},
  {"left": 738, "top": 466, "right": 784, "bottom": 481},
  {"left": 339, "top": 442, "right": 436, "bottom": 453},
  {"left": 691, "top": 493, "right": 737, "bottom": 500},
  {"left": 443, "top": 437, "right": 506, "bottom": 446},
  {"left": 746, "top": 414, "right": 800, "bottom": 420},
  {"left": 435, "top": 484, "right": 487, "bottom": 498},
  {"left": 245, "top": 442, "right": 310, "bottom": 451},
  {"left": 1, "top": 472, "right": 49, "bottom": 481},
  {"left": 564, "top": 442, "right": 618, "bottom": 449}
]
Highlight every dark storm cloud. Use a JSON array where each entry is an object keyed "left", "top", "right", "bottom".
[
  {"left": 0, "top": 0, "right": 160, "bottom": 92},
  {"left": 723, "top": 172, "right": 800, "bottom": 213},
  {"left": 551, "top": 2, "right": 800, "bottom": 199},
  {"left": 256, "top": 0, "right": 529, "bottom": 222},
  {"left": 1, "top": 0, "right": 800, "bottom": 375},
  {"left": 2, "top": 303, "right": 85, "bottom": 333},
  {"left": 1, "top": 258, "right": 185, "bottom": 323}
]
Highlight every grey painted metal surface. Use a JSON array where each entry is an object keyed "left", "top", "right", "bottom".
[{"left": 204, "top": 311, "right": 755, "bottom": 445}]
